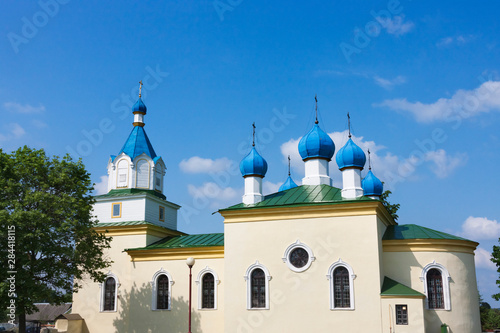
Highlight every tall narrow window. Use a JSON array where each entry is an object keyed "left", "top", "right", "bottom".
[
  {"left": 112, "top": 203, "right": 121, "bottom": 218},
  {"left": 327, "top": 259, "right": 355, "bottom": 310},
  {"left": 157, "top": 275, "right": 169, "bottom": 310},
  {"left": 136, "top": 159, "right": 150, "bottom": 188},
  {"left": 333, "top": 267, "right": 350, "bottom": 308},
  {"left": 202, "top": 273, "right": 215, "bottom": 309},
  {"left": 117, "top": 159, "right": 128, "bottom": 188},
  {"left": 251, "top": 269, "right": 266, "bottom": 308},
  {"left": 396, "top": 304, "right": 408, "bottom": 325},
  {"left": 427, "top": 269, "right": 444, "bottom": 309},
  {"left": 159, "top": 206, "right": 165, "bottom": 222},
  {"left": 103, "top": 277, "right": 116, "bottom": 311}
]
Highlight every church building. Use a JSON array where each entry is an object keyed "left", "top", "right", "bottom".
[{"left": 72, "top": 91, "right": 481, "bottom": 333}]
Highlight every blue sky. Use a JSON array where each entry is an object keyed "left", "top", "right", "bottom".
[{"left": 2, "top": 0, "right": 500, "bottom": 304}]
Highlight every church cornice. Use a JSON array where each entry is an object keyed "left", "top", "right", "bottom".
[
  {"left": 382, "top": 239, "right": 478, "bottom": 254},
  {"left": 126, "top": 246, "right": 225, "bottom": 262}
]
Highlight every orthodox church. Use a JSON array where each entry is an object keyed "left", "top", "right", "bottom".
[{"left": 72, "top": 90, "right": 481, "bottom": 333}]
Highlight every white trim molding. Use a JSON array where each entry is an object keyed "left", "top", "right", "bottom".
[
  {"left": 195, "top": 266, "right": 220, "bottom": 310},
  {"left": 327, "top": 259, "right": 356, "bottom": 310},
  {"left": 244, "top": 261, "right": 271, "bottom": 310},
  {"left": 420, "top": 261, "right": 451, "bottom": 311},
  {"left": 99, "top": 272, "right": 120, "bottom": 312},
  {"left": 150, "top": 268, "right": 174, "bottom": 311},
  {"left": 282, "top": 240, "right": 316, "bottom": 273}
]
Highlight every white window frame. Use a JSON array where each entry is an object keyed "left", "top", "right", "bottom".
[
  {"left": 420, "top": 261, "right": 451, "bottom": 311},
  {"left": 244, "top": 261, "right": 271, "bottom": 310},
  {"left": 116, "top": 159, "right": 129, "bottom": 188},
  {"left": 150, "top": 268, "right": 174, "bottom": 311},
  {"left": 135, "top": 158, "right": 151, "bottom": 189},
  {"left": 326, "top": 259, "right": 356, "bottom": 310},
  {"left": 282, "top": 240, "right": 316, "bottom": 272},
  {"left": 195, "top": 266, "right": 220, "bottom": 310},
  {"left": 99, "top": 272, "right": 119, "bottom": 312}
]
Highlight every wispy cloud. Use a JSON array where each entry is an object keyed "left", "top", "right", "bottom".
[
  {"left": 437, "top": 34, "right": 476, "bottom": 48},
  {"left": 374, "top": 81, "right": 500, "bottom": 123},
  {"left": 376, "top": 15, "right": 414, "bottom": 36},
  {"left": 179, "top": 156, "right": 233, "bottom": 174},
  {"left": 94, "top": 175, "right": 109, "bottom": 195},
  {"left": 187, "top": 182, "right": 239, "bottom": 210},
  {"left": 373, "top": 75, "right": 407, "bottom": 90},
  {"left": 424, "top": 149, "right": 467, "bottom": 178},
  {"left": 0, "top": 123, "right": 26, "bottom": 141},
  {"left": 4, "top": 102, "right": 45, "bottom": 114},
  {"left": 460, "top": 216, "right": 500, "bottom": 240}
]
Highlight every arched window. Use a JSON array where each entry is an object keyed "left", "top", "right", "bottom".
[
  {"left": 333, "top": 267, "right": 350, "bottom": 308},
  {"left": 421, "top": 261, "right": 451, "bottom": 310},
  {"left": 116, "top": 159, "right": 128, "bottom": 188},
  {"left": 327, "top": 259, "right": 355, "bottom": 310},
  {"left": 196, "top": 267, "right": 220, "bottom": 310},
  {"left": 136, "top": 159, "right": 150, "bottom": 189},
  {"left": 100, "top": 273, "right": 119, "bottom": 312},
  {"left": 202, "top": 273, "right": 215, "bottom": 309},
  {"left": 151, "top": 269, "right": 174, "bottom": 310},
  {"left": 156, "top": 274, "right": 169, "bottom": 310},
  {"left": 244, "top": 261, "right": 271, "bottom": 310}
]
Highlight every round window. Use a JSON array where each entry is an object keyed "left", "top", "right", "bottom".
[{"left": 289, "top": 247, "right": 309, "bottom": 269}]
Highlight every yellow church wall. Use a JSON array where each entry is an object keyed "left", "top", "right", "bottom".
[
  {"left": 223, "top": 213, "right": 386, "bottom": 333},
  {"left": 72, "top": 234, "right": 225, "bottom": 333},
  {"left": 382, "top": 250, "right": 481, "bottom": 333},
  {"left": 380, "top": 297, "right": 425, "bottom": 333}
]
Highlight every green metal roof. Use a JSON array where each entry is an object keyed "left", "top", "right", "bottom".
[
  {"left": 383, "top": 224, "right": 470, "bottom": 241},
  {"left": 94, "top": 221, "right": 182, "bottom": 233},
  {"left": 381, "top": 277, "right": 425, "bottom": 297},
  {"left": 220, "top": 185, "right": 375, "bottom": 211},
  {"left": 95, "top": 188, "right": 166, "bottom": 200},
  {"left": 127, "top": 233, "right": 224, "bottom": 251}
]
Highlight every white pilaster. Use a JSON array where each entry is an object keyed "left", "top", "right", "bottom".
[
  {"left": 242, "top": 176, "right": 264, "bottom": 204},
  {"left": 341, "top": 168, "right": 363, "bottom": 199},
  {"left": 302, "top": 159, "right": 331, "bottom": 186}
]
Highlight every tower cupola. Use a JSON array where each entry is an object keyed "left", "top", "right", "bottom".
[
  {"left": 240, "top": 123, "right": 268, "bottom": 204},
  {"left": 279, "top": 156, "right": 298, "bottom": 192},
  {"left": 362, "top": 150, "right": 383, "bottom": 199}
]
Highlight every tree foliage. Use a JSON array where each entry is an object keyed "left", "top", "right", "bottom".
[
  {"left": 0, "top": 146, "right": 112, "bottom": 332},
  {"left": 492, "top": 241, "right": 500, "bottom": 302},
  {"left": 381, "top": 188, "right": 400, "bottom": 221}
]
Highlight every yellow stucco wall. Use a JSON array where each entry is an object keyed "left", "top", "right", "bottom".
[
  {"left": 382, "top": 251, "right": 481, "bottom": 333},
  {"left": 72, "top": 234, "right": 225, "bottom": 333},
  {"left": 224, "top": 214, "right": 387, "bottom": 333},
  {"left": 380, "top": 298, "right": 425, "bottom": 333}
]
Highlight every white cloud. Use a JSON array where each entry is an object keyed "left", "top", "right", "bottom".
[
  {"left": 188, "top": 182, "right": 238, "bottom": 201},
  {"left": 280, "top": 130, "right": 463, "bottom": 190},
  {"left": 94, "top": 175, "right": 108, "bottom": 195},
  {"left": 4, "top": 102, "right": 45, "bottom": 114},
  {"left": 424, "top": 149, "right": 467, "bottom": 178},
  {"left": 437, "top": 35, "right": 476, "bottom": 47},
  {"left": 376, "top": 15, "right": 414, "bottom": 36},
  {"left": 461, "top": 216, "right": 500, "bottom": 240},
  {"left": 475, "top": 247, "right": 496, "bottom": 270},
  {"left": 373, "top": 75, "right": 407, "bottom": 90},
  {"left": 179, "top": 156, "right": 233, "bottom": 174},
  {"left": 10, "top": 123, "right": 25, "bottom": 138},
  {"left": 263, "top": 181, "right": 282, "bottom": 195},
  {"left": 374, "top": 81, "right": 500, "bottom": 123}
]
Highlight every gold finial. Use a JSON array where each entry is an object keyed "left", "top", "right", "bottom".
[
  {"left": 314, "top": 94, "right": 319, "bottom": 124},
  {"left": 252, "top": 122, "right": 256, "bottom": 147},
  {"left": 139, "top": 80, "right": 143, "bottom": 98}
]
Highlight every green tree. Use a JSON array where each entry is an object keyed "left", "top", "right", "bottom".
[
  {"left": 381, "top": 188, "right": 400, "bottom": 221},
  {"left": 0, "top": 146, "right": 112, "bottom": 333},
  {"left": 492, "top": 242, "right": 500, "bottom": 302}
]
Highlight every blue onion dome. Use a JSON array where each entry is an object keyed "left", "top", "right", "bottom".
[
  {"left": 240, "top": 147, "right": 268, "bottom": 177},
  {"left": 336, "top": 138, "right": 366, "bottom": 170},
  {"left": 298, "top": 123, "right": 335, "bottom": 161},
  {"left": 362, "top": 170, "right": 383, "bottom": 196},
  {"left": 279, "top": 176, "right": 298, "bottom": 192},
  {"left": 132, "top": 97, "right": 147, "bottom": 114}
]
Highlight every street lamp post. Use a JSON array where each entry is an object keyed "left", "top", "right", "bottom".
[{"left": 186, "top": 257, "right": 195, "bottom": 333}]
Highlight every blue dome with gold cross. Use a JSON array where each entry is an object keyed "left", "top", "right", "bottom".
[
  {"left": 240, "top": 147, "right": 268, "bottom": 177},
  {"left": 132, "top": 97, "right": 147, "bottom": 114},
  {"left": 298, "top": 123, "right": 335, "bottom": 161},
  {"left": 336, "top": 138, "right": 366, "bottom": 170}
]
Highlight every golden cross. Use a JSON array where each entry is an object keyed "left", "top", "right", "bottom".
[{"left": 139, "top": 80, "right": 143, "bottom": 98}]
